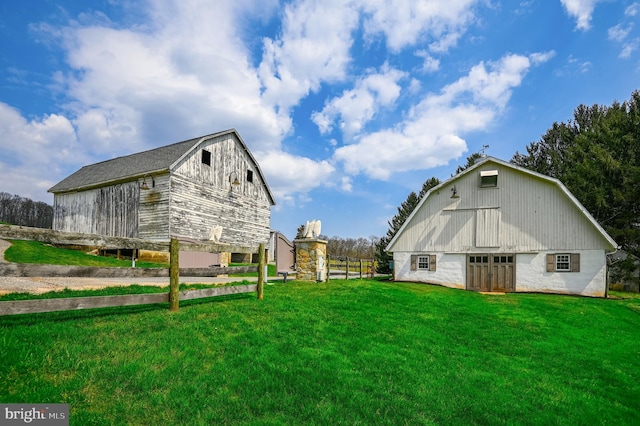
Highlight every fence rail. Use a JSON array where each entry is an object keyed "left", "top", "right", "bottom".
[
  {"left": 0, "top": 226, "right": 267, "bottom": 316},
  {"left": 326, "top": 255, "right": 375, "bottom": 280},
  {"left": 0, "top": 284, "right": 258, "bottom": 316}
]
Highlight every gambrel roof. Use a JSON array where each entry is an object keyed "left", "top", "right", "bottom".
[
  {"left": 385, "top": 156, "right": 617, "bottom": 252},
  {"left": 49, "top": 129, "right": 276, "bottom": 205}
]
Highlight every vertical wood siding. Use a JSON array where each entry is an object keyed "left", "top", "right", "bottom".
[
  {"left": 390, "top": 163, "right": 611, "bottom": 253},
  {"left": 53, "top": 182, "right": 139, "bottom": 237}
]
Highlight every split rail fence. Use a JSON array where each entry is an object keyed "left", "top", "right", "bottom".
[
  {"left": 326, "top": 255, "right": 376, "bottom": 280},
  {"left": 0, "top": 225, "right": 267, "bottom": 316}
]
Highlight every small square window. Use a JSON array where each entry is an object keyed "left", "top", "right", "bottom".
[
  {"left": 202, "top": 149, "right": 211, "bottom": 166},
  {"left": 247, "top": 170, "right": 254, "bottom": 183},
  {"left": 556, "top": 254, "right": 571, "bottom": 272},
  {"left": 417, "top": 256, "right": 430, "bottom": 270},
  {"left": 480, "top": 170, "right": 498, "bottom": 187}
]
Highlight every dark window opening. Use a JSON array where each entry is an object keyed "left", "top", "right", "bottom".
[
  {"left": 480, "top": 170, "right": 498, "bottom": 187},
  {"left": 202, "top": 149, "right": 211, "bottom": 166},
  {"left": 247, "top": 170, "right": 254, "bottom": 183}
]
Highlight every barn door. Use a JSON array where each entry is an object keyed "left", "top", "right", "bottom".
[
  {"left": 467, "top": 255, "right": 490, "bottom": 291},
  {"left": 490, "top": 255, "right": 515, "bottom": 292},
  {"left": 467, "top": 254, "right": 515, "bottom": 292}
]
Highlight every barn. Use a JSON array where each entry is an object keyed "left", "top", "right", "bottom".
[
  {"left": 386, "top": 157, "right": 618, "bottom": 297},
  {"left": 48, "top": 129, "right": 275, "bottom": 252}
]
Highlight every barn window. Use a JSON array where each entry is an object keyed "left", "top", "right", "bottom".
[
  {"left": 247, "top": 170, "right": 254, "bottom": 183},
  {"left": 546, "top": 253, "right": 580, "bottom": 272},
  {"left": 202, "top": 149, "right": 211, "bottom": 166},
  {"left": 556, "top": 254, "right": 570, "bottom": 271},
  {"left": 410, "top": 254, "right": 437, "bottom": 271},
  {"left": 480, "top": 170, "right": 498, "bottom": 187},
  {"left": 417, "top": 256, "right": 430, "bottom": 270}
]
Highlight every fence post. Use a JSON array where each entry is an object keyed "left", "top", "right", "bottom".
[
  {"left": 360, "top": 259, "right": 363, "bottom": 279},
  {"left": 169, "top": 238, "right": 180, "bottom": 312},
  {"left": 326, "top": 254, "right": 331, "bottom": 282},
  {"left": 345, "top": 257, "right": 349, "bottom": 279},
  {"left": 257, "top": 242, "right": 265, "bottom": 300}
]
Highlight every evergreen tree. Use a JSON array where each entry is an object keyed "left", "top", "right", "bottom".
[
  {"left": 511, "top": 90, "right": 640, "bottom": 258},
  {"left": 376, "top": 178, "right": 440, "bottom": 273}
]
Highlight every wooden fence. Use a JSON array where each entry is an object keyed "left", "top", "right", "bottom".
[
  {"left": 0, "top": 225, "right": 266, "bottom": 316},
  {"left": 326, "top": 255, "right": 375, "bottom": 280}
]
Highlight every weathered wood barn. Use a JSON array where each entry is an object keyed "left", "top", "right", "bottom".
[
  {"left": 49, "top": 129, "right": 275, "bottom": 250},
  {"left": 386, "top": 157, "right": 618, "bottom": 297}
]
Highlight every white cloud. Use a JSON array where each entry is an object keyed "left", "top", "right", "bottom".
[
  {"left": 341, "top": 176, "right": 353, "bottom": 192},
  {"left": 626, "top": 3, "right": 640, "bottom": 17},
  {"left": 41, "top": 0, "right": 287, "bottom": 154},
  {"left": 619, "top": 38, "right": 639, "bottom": 58},
  {"left": 0, "top": 102, "right": 79, "bottom": 200},
  {"left": 259, "top": 0, "right": 360, "bottom": 113},
  {"left": 560, "top": 0, "right": 602, "bottom": 31},
  {"left": 333, "top": 53, "right": 545, "bottom": 179},
  {"left": 257, "top": 150, "right": 335, "bottom": 205},
  {"left": 311, "top": 64, "right": 406, "bottom": 137},
  {"left": 361, "top": 0, "right": 478, "bottom": 52},
  {"left": 415, "top": 50, "right": 441, "bottom": 72},
  {"left": 608, "top": 24, "right": 632, "bottom": 42}
]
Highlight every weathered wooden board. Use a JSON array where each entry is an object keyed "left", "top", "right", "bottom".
[
  {"left": 178, "top": 266, "right": 258, "bottom": 276},
  {"left": 178, "top": 284, "right": 257, "bottom": 301},
  {"left": 0, "top": 263, "right": 169, "bottom": 277},
  {"left": 0, "top": 263, "right": 258, "bottom": 278},
  {"left": 0, "top": 224, "right": 168, "bottom": 250},
  {"left": 0, "top": 225, "right": 258, "bottom": 253},
  {"left": 0, "top": 293, "right": 170, "bottom": 315}
]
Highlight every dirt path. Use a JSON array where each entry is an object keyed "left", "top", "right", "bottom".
[
  {"left": 0, "top": 239, "right": 10, "bottom": 263},
  {"left": 0, "top": 239, "right": 284, "bottom": 295}
]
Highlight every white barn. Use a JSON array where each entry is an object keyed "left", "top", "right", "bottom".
[{"left": 386, "top": 157, "right": 618, "bottom": 297}]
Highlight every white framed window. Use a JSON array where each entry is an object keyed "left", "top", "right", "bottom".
[
  {"left": 417, "top": 256, "right": 430, "bottom": 270},
  {"left": 410, "top": 254, "right": 436, "bottom": 272},
  {"left": 546, "top": 253, "right": 580, "bottom": 273},
  {"left": 555, "top": 254, "right": 571, "bottom": 271}
]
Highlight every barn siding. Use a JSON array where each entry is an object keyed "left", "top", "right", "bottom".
[
  {"left": 167, "top": 133, "right": 272, "bottom": 247},
  {"left": 169, "top": 174, "right": 271, "bottom": 247},
  {"left": 53, "top": 182, "right": 139, "bottom": 237},
  {"left": 138, "top": 173, "right": 171, "bottom": 240},
  {"left": 52, "top": 131, "right": 273, "bottom": 246},
  {"left": 390, "top": 164, "right": 611, "bottom": 253}
]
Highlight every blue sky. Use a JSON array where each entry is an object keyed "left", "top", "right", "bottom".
[{"left": 0, "top": 0, "right": 639, "bottom": 240}]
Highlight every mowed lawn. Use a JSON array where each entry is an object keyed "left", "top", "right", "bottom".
[{"left": 1, "top": 280, "right": 639, "bottom": 425}]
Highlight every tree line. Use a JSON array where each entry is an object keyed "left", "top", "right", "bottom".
[
  {"left": 375, "top": 90, "right": 640, "bottom": 279},
  {"left": 0, "top": 192, "right": 53, "bottom": 229},
  {"left": 295, "top": 223, "right": 379, "bottom": 259}
]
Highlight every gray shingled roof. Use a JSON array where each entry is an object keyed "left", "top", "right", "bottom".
[
  {"left": 49, "top": 129, "right": 276, "bottom": 206},
  {"left": 48, "top": 137, "right": 198, "bottom": 193}
]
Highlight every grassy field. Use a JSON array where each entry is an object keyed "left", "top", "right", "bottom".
[
  {"left": 1, "top": 279, "right": 639, "bottom": 425},
  {"left": 3, "top": 239, "right": 276, "bottom": 276},
  {"left": 4, "top": 240, "right": 168, "bottom": 268}
]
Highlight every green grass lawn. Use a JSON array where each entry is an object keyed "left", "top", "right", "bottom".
[
  {"left": 4, "top": 240, "right": 168, "bottom": 268},
  {"left": 1, "top": 280, "right": 639, "bottom": 425},
  {"left": 3, "top": 239, "right": 277, "bottom": 275}
]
